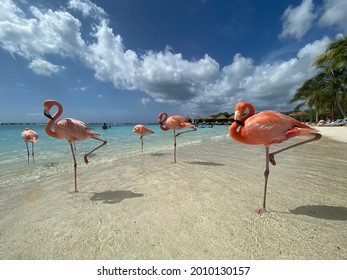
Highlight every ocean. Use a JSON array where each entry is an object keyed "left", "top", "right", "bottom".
[{"left": 0, "top": 123, "right": 230, "bottom": 188}]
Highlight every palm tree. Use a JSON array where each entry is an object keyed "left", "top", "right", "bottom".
[
  {"left": 314, "top": 35, "right": 347, "bottom": 71},
  {"left": 325, "top": 68, "right": 347, "bottom": 118},
  {"left": 314, "top": 35, "right": 347, "bottom": 118},
  {"left": 290, "top": 73, "right": 330, "bottom": 123}
]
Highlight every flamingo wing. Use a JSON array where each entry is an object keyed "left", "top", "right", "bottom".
[
  {"left": 133, "top": 125, "right": 142, "bottom": 134},
  {"left": 243, "top": 111, "right": 318, "bottom": 146},
  {"left": 168, "top": 116, "right": 194, "bottom": 130},
  {"left": 56, "top": 118, "right": 100, "bottom": 143},
  {"left": 22, "top": 129, "right": 38, "bottom": 142},
  {"left": 133, "top": 125, "right": 154, "bottom": 135}
]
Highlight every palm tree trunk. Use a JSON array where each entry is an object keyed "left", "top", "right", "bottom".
[
  {"left": 336, "top": 90, "right": 347, "bottom": 118},
  {"left": 315, "top": 107, "right": 319, "bottom": 123}
]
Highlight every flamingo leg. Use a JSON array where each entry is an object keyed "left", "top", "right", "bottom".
[
  {"left": 256, "top": 133, "right": 322, "bottom": 216},
  {"left": 32, "top": 142, "right": 35, "bottom": 163},
  {"left": 269, "top": 133, "right": 321, "bottom": 166},
  {"left": 173, "top": 127, "right": 196, "bottom": 163},
  {"left": 25, "top": 142, "right": 29, "bottom": 164},
  {"left": 173, "top": 130, "right": 177, "bottom": 163},
  {"left": 256, "top": 147, "right": 270, "bottom": 216},
  {"left": 70, "top": 143, "right": 78, "bottom": 193},
  {"left": 175, "top": 127, "right": 197, "bottom": 137},
  {"left": 140, "top": 136, "right": 143, "bottom": 152},
  {"left": 83, "top": 137, "right": 107, "bottom": 164}
]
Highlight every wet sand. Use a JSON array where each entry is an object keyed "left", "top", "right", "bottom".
[{"left": 0, "top": 128, "right": 346, "bottom": 259}]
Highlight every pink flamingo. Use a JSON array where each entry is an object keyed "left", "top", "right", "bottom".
[
  {"left": 44, "top": 100, "right": 107, "bottom": 193},
  {"left": 229, "top": 102, "right": 321, "bottom": 215},
  {"left": 22, "top": 128, "right": 38, "bottom": 164},
  {"left": 158, "top": 112, "right": 196, "bottom": 163},
  {"left": 133, "top": 124, "right": 154, "bottom": 152}
]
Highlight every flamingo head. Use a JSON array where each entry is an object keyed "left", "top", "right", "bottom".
[
  {"left": 43, "top": 105, "right": 53, "bottom": 119},
  {"left": 232, "top": 102, "right": 254, "bottom": 126},
  {"left": 234, "top": 110, "right": 241, "bottom": 121},
  {"left": 43, "top": 100, "right": 62, "bottom": 120},
  {"left": 230, "top": 110, "right": 245, "bottom": 127}
]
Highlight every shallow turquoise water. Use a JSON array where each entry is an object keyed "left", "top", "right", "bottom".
[{"left": 0, "top": 123, "right": 230, "bottom": 186}]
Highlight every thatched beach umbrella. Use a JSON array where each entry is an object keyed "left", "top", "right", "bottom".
[
  {"left": 204, "top": 115, "right": 215, "bottom": 123},
  {"left": 194, "top": 116, "right": 202, "bottom": 124},
  {"left": 216, "top": 114, "right": 228, "bottom": 124},
  {"left": 289, "top": 111, "right": 308, "bottom": 122}
]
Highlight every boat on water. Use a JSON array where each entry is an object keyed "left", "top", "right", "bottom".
[{"left": 200, "top": 124, "right": 214, "bottom": 128}]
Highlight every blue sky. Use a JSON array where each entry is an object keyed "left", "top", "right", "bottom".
[{"left": 0, "top": 0, "right": 346, "bottom": 123}]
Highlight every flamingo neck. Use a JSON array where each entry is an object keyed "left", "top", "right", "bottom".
[
  {"left": 240, "top": 103, "right": 254, "bottom": 122},
  {"left": 159, "top": 112, "right": 170, "bottom": 131},
  {"left": 45, "top": 101, "right": 64, "bottom": 139}
]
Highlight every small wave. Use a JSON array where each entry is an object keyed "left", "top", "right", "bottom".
[{"left": 211, "top": 134, "right": 229, "bottom": 140}]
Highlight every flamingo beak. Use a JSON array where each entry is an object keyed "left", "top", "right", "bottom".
[
  {"left": 44, "top": 107, "right": 53, "bottom": 119},
  {"left": 234, "top": 110, "right": 241, "bottom": 121},
  {"left": 233, "top": 110, "right": 245, "bottom": 128}
]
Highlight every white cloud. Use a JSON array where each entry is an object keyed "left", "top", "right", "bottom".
[
  {"left": 83, "top": 20, "right": 140, "bottom": 89},
  {"left": 68, "top": 0, "right": 107, "bottom": 19},
  {"left": 182, "top": 38, "right": 330, "bottom": 116},
  {"left": 141, "top": 97, "right": 150, "bottom": 106},
  {"left": 97, "top": 94, "right": 102, "bottom": 98},
  {"left": 70, "top": 86, "right": 87, "bottom": 91},
  {"left": 319, "top": 0, "right": 347, "bottom": 32},
  {"left": 297, "top": 36, "right": 331, "bottom": 58},
  {"left": 83, "top": 20, "right": 220, "bottom": 103},
  {"left": 139, "top": 51, "right": 219, "bottom": 103},
  {"left": 279, "top": 0, "right": 347, "bottom": 40},
  {"left": 28, "top": 58, "right": 64, "bottom": 76},
  {"left": 279, "top": 0, "right": 316, "bottom": 40},
  {"left": 27, "top": 112, "right": 41, "bottom": 117},
  {"left": 0, "top": 0, "right": 24, "bottom": 21},
  {"left": 0, "top": 2, "right": 85, "bottom": 59}
]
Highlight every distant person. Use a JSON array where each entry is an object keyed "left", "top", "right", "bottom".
[
  {"left": 327, "top": 114, "right": 334, "bottom": 123},
  {"left": 102, "top": 123, "right": 108, "bottom": 129}
]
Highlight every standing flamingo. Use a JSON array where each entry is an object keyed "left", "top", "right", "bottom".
[
  {"left": 229, "top": 102, "right": 321, "bottom": 215},
  {"left": 22, "top": 128, "right": 38, "bottom": 164},
  {"left": 43, "top": 100, "right": 107, "bottom": 193},
  {"left": 158, "top": 112, "right": 196, "bottom": 163},
  {"left": 133, "top": 124, "right": 154, "bottom": 152}
]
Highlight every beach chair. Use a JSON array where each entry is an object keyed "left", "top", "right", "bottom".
[{"left": 332, "top": 119, "right": 343, "bottom": 126}]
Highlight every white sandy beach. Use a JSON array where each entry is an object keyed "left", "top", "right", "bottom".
[
  {"left": 0, "top": 126, "right": 346, "bottom": 260},
  {"left": 316, "top": 126, "right": 347, "bottom": 143}
]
